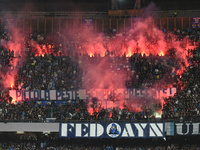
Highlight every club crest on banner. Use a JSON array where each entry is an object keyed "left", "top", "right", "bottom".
[{"left": 106, "top": 123, "right": 121, "bottom": 138}]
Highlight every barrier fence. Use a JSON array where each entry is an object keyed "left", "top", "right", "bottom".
[{"left": 0, "top": 16, "right": 194, "bottom": 34}]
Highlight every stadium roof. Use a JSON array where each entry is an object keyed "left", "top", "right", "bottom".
[
  {"left": 152, "top": 0, "right": 200, "bottom": 10},
  {"left": 0, "top": 0, "right": 200, "bottom": 12}
]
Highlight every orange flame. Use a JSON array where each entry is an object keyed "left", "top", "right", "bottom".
[
  {"left": 89, "top": 53, "right": 93, "bottom": 57},
  {"left": 158, "top": 51, "right": 164, "bottom": 56}
]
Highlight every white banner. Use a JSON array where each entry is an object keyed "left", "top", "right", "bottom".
[{"left": 9, "top": 88, "right": 176, "bottom": 101}]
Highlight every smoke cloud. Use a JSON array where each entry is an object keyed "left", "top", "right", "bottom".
[{"left": 1, "top": 2, "right": 196, "bottom": 114}]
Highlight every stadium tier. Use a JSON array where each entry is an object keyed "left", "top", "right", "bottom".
[{"left": 0, "top": 0, "right": 200, "bottom": 149}]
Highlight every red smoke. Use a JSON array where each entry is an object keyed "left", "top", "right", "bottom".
[
  {"left": 77, "top": 16, "right": 195, "bottom": 115},
  {"left": 1, "top": 27, "right": 26, "bottom": 90},
  {"left": 3, "top": 8, "right": 196, "bottom": 114}
]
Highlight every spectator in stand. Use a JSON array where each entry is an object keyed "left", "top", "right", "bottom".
[
  {"left": 162, "top": 48, "right": 200, "bottom": 121},
  {"left": 0, "top": 28, "right": 199, "bottom": 123}
]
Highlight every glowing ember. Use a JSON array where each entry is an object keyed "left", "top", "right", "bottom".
[
  {"left": 89, "top": 53, "right": 93, "bottom": 57},
  {"left": 158, "top": 51, "right": 164, "bottom": 56},
  {"left": 154, "top": 111, "right": 162, "bottom": 118}
]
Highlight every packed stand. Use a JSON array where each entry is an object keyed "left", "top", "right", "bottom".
[
  {"left": 162, "top": 48, "right": 200, "bottom": 121},
  {"left": 0, "top": 100, "right": 87, "bottom": 122},
  {"left": 15, "top": 54, "right": 81, "bottom": 90},
  {"left": 0, "top": 28, "right": 199, "bottom": 122},
  {"left": 13, "top": 52, "right": 181, "bottom": 90},
  {"left": 1, "top": 133, "right": 200, "bottom": 150},
  {"left": 0, "top": 99, "right": 159, "bottom": 122},
  {"left": 1, "top": 29, "right": 198, "bottom": 91}
]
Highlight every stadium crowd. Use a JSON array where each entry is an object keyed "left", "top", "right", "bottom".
[
  {"left": 0, "top": 27, "right": 199, "bottom": 150},
  {"left": 0, "top": 99, "right": 159, "bottom": 122},
  {"left": 0, "top": 27, "right": 199, "bottom": 122},
  {"left": 162, "top": 48, "right": 200, "bottom": 122},
  {"left": 1, "top": 133, "right": 200, "bottom": 150}
]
